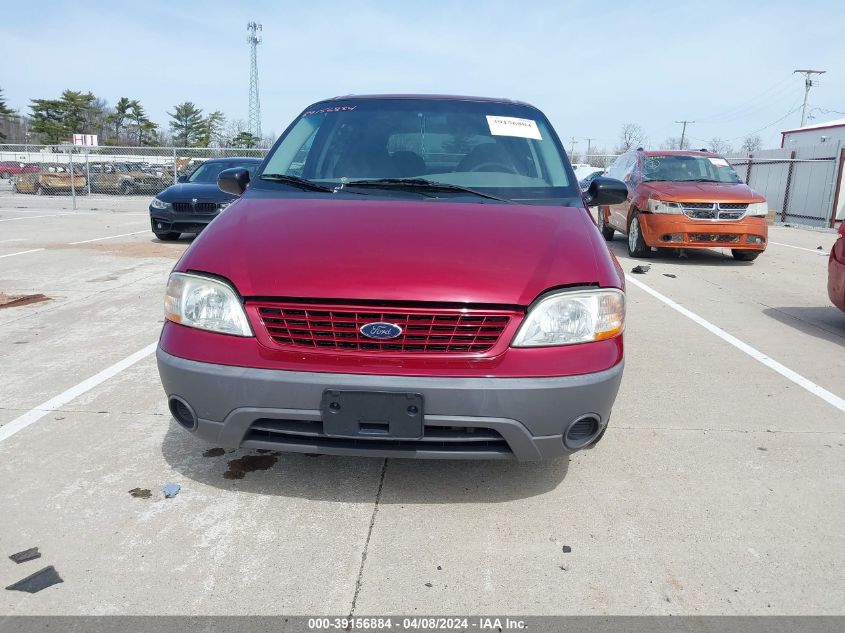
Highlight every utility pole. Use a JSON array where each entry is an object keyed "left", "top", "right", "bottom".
[
  {"left": 584, "top": 137, "right": 594, "bottom": 162},
  {"left": 247, "top": 22, "right": 263, "bottom": 139},
  {"left": 569, "top": 136, "right": 578, "bottom": 157},
  {"left": 794, "top": 69, "right": 826, "bottom": 127},
  {"left": 675, "top": 120, "right": 694, "bottom": 150}
]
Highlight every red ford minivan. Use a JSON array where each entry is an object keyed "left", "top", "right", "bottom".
[{"left": 156, "top": 95, "right": 628, "bottom": 460}]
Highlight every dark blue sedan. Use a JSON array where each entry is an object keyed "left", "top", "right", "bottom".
[{"left": 149, "top": 157, "right": 263, "bottom": 240}]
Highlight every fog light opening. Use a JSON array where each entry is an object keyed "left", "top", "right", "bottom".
[
  {"left": 169, "top": 396, "right": 198, "bottom": 431},
  {"left": 661, "top": 233, "right": 684, "bottom": 243},
  {"left": 563, "top": 414, "right": 601, "bottom": 450},
  {"left": 747, "top": 235, "right": 765, "bottom": 244}
]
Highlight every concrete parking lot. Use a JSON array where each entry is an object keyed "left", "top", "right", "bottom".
[{"left": 0, "top": 194, "right": 843, "bottom": 616}]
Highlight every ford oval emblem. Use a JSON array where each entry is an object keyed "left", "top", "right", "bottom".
[{"left": 360, "top": 322, "right": 403, "bottom": 339}]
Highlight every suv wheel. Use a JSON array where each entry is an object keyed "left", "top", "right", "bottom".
[
  {"left": 731, "top": 249, "right": 760, "bottom": 262},
  {"left": 35, "top": 185, "right": 44, "bottom": 196},
  {"left": 627, "top": 210, "right": 652, "bottom": 258},
  {"left": 154, "top": 230, "right": 181, "bottom": 241},
  {"left": 119, "top": 181, "right": 132, "bottom": 195},
  {"left": 597, "top": 208, "right": 615, "bottom": 241}
]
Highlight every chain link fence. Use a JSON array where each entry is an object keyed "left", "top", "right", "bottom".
[{"left": 0, "top": 144, "right": 270, "bottom": 208}]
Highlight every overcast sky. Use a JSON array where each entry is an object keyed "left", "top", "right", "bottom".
[{"left": 2, "top": 0, "right": 843, "bottom": 152}]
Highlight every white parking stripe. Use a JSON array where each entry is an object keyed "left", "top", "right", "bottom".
[
  {"left": 769, "top": 241, "right": 830, "bottom": 256},
  {"left": 626, "top": 275, "right": 845, "bottom": 414},
  {"left": 0, "top": 342, "right": 158, "bottom": 445},
  {"left": 69, "top": 230, "right": 147, "bottom": 245},
  {"left": 0, "top": 248, "right": 45, "bottom": 259},
  {"left": 0, "top": 213, "right": 72, "bottom": 223}
]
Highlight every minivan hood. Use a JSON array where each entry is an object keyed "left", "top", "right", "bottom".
[
  {"left": 639, "top": 181, "right": 764, "bottom": 202},
  {"left": 178, "top": 196, "right": 619, "bottom": 306}
]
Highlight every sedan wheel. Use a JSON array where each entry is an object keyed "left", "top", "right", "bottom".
[{"left": 598, "top": 209, "right": 615, "bottom": 241}]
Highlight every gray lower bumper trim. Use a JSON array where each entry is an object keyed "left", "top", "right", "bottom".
[{"left": 156, "top": 348, "right": 624, "bottom": 461}]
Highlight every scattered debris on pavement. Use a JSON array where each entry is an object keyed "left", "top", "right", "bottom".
[
  {"left": 161, "top": 483, "right": 181, "bottom": 498},
  {"left": 631, "top": 265, "right": 651, "bottom": 274},
  {"left": 562, "top": 545, "right": 572, "bottom": 553},
  {"left": 128, "top": 488, "right": 152, "bottom": 499},
  {"left": 0, "top": 293, "right": 50, "bottom": 310},
  {"left": 5, "top": 566, "right": 63, "bottom": 593},
  {"left": 203, "top": 447, "right": 225, "bottom": 458},
  {"left": 9, "top": 548, "right": 41, "bottom": 564},
  {"left": 817, "top": 246, "right": 824, "bottom": 250},
  {"left": 424, "top": 582, "right": 433, "bottom": 588},
  {"left": 224, "top": 453, "right": 280, "bottom": 480},
  {"left": 663, "top": 273, "right": 677, "bottom": 278}
]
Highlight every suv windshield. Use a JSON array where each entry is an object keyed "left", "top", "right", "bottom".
[
  {"left": 257, "top": 98, "right": 577, "bottom": 202},
  {"left": 643, "top": 154, "right": 742, "bottom": 183}
]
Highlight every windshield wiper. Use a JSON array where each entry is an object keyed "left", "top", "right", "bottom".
[
  {"left": 344, "top": 178, "right": 515, "bottom": 203},
  {"left": 259, "top": 173, "right": 335, "bottom": 192},
  {"left": 676, "top": 178, "right": 725, "bottom": 183}
]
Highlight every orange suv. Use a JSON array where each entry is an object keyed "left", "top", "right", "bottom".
[{"left": 598, "top": 149, "right": 768, "bottom": 261}]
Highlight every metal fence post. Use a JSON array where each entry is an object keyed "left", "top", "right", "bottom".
[
  {"left": 69, "top": 149, "right": 77, "bottom": 210},
  {"left": 781, "top": 150, "right": 796, "bottom": 223},
  {"left": 745, "top": 153, "right": 753, "bottom": 184},
  {"left": 85, "top": 151, "right": 91, "bottom": 196},
  {"left": 173, "top": 147, "right": 177, "bottom": 185}
]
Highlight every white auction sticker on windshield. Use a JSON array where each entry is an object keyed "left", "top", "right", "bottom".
[
  {"left": 708, "top": 157, "right": 729, "bottom": 167},
  {"left": 486, "top": 116, "right": 542, "bottom": 140}
]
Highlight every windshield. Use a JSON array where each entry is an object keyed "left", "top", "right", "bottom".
[
  {"left": 188, "top": 161, "right": 259, "bottom": 183},
  {"left": 643, "top": 155, "right": 742, "bottom": 183},
  {"left": 258, "top": 98, "right": 577, "bottom": 202}
]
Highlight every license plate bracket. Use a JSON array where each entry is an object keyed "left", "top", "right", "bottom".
[{"left": 321, "top": 390, "right": 424, "bottom": 440}]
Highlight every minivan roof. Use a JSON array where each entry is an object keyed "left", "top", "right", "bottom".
[{"left": 638, "top": 149, "right": 722, "bottom": 158}]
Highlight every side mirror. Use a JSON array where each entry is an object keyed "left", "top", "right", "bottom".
[
  {"left": 583, "top": 176, "right": 628, "bottom": 207},
  {"left": 177, "top": 174, "right": 188, "bottom": 183},
  {"left": 218, "top": 167, "right": 251, "bottom": 196}
]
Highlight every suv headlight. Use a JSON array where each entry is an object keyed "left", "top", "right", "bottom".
[
  {"left": 745, "top": 201, "right": 768, "bottom": 216},
  {"left": 647, "top": 199, "right": 683, "bottom": 214},
  {"left": 164, "top": 272, "right": 253, "bottom": 337},
  {"left": 151, "top": 198, "right": 171, "bottom": 210},
  {"left": 512, "top": 289, "right": 625, "bottom": 347}
]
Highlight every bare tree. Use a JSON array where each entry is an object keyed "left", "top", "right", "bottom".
[
  {"left": 661, "top": 137, "right": 683, "bottom": 150},
  {"left": 616, "top": 123, "right": 646, "bottom": 153},
  {"left": 708, "top": 137, "right": 734, "bottom": 155},
  {"left": 741, "top": 134, "right": 763, "bottom": 153}
]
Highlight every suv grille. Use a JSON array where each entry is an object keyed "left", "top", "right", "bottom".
[
  {"left": 251, "top": 302, "right": 517, "bottom": 354},
  {"left": 681, "top": 202, "right": 748, "bottom": 221}
]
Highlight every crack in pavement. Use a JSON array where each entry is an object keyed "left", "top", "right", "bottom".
[{"left": 348, "top": 458, "right": 388, "bottom": 620}]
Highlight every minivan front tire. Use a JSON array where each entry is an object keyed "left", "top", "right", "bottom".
[{"left": 627, "top": 211, "right": 651, "bottom": 258}]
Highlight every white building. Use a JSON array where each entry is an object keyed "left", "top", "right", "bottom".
[{"left": 781, "top": 118, "right": 845, "bottom": 148}]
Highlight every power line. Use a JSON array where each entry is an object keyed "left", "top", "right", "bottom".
[{"left": 695, "top": 76, "right": 794, "bottom": 123}]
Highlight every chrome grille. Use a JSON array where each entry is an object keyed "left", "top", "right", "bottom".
[{"left": 680, "top": 202, "right": 748, "bottom": 221}]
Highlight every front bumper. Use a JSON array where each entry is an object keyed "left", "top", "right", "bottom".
[
  {"left": 156, "top": 347, "right": 624, "bottom": 461},
  {"left": 639, "top": 214, "right": 768, "bottom": 250},
  {"left": 149, "top": 207, "right": 219, "bottom": 234}
]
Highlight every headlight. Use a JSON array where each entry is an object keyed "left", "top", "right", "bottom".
[
  {"left": 151, "top": 197, "right": 171, "bottom": 210},
  {"left": 746, "top": 201, "right": 768, "bottom": 216},
  {"left": 512, "top": 289, "right": 625, "bottom": 347},
  {"left": 647, "top": 199, "right": 683, "bottom": 214},
  {"left": 164, "top": 272, "right": 253, "bottom": 337}
]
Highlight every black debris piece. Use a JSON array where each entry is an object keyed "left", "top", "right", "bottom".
[
  {"left": 9, "top": 548, "right": 41, "bottom": 564},
  {"left": 631, "top": 265, "right": 651, "bottom": 274},
  {"left": 128, "top": 488, "right": 152, "bottom": 499},
  {"left": 203, "top": 447, "right": 225, "bottom": 458},
  {"left": 424, "top": 582, "right": 433, "bottom": 588},
  {"left": 5, "top": 566, "right": 63, "bottom": 593},
  {"left": 817, "top": 246, "right": 824, "bottom": 250},
  {"left": 663, "top": 273, "right": 677, "bottom": 278},
  {"left": 562, "top": 545, "right": 572, "bottom": 553},
  {"left": 757, "top": 447, "right": 768, "bottom": 452},
  {"left": 437, "top": 565, "right": 442, "bottom": 571}
]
